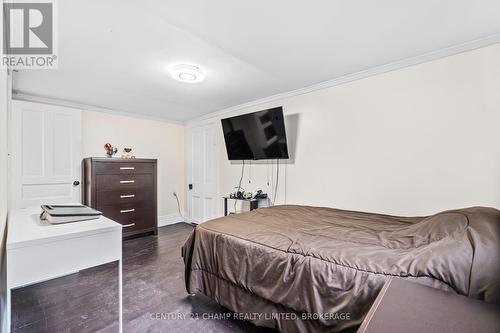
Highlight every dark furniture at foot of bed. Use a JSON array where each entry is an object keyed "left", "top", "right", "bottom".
[
  {"left": 182, "top": 205, "right": 500, "bottom": 333},
  {"left": 358, "top": 277, "right": 500, "bottom": 333}
]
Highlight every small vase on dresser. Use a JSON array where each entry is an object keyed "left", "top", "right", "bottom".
[{"left": 83, "top": 158, "right": 158, "bottom": 238}]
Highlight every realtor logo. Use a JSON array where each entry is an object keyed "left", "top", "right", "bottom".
[{"left": 2, "top": 0, "right": 58, "bottom": 69}]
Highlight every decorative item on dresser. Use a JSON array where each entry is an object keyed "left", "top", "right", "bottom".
[
  {"left": 83, "top": 158, "right": 158, "bottom": 238},
  {"left": 104, "top": 143, "right": 118, "bottom": 158}
]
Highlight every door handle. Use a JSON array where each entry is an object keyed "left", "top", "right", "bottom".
[
  {"left": 120, "top": 194, "right": 135, "bottom": 198},
  {"left": 120, "top": 209, "right": 135, "bottom": 213},
  {"left": 120, "top": 167, "right": 135, "bottom": 170},
  {"left": 120, "top": 180, "right": 135, "bottom": 184},
  {"left": 73, "top": 181, "right": 80, "bottom": 186},
  {"left": 123, "top": 223, "right": 135, "bottom": 228},
  {"left": 189, "top": 184, "right": 193, "bottom": 190}
]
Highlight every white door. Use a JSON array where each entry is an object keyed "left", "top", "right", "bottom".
[
  {"left": 10, "top": 100, "right": 82, "bottom": 208},
  {"left": 188, "top": 123, "right": 218, "bottom": 223}
]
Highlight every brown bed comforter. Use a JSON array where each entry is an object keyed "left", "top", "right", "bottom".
[{"left": 182, "top": 205, "right": 500, "bottom": 332}]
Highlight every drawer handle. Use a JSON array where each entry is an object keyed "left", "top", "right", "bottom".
[
  {"left": 120, "top": 180, "right": 135, "bottom": 184},
  {"left": 123, "top": 223, "right": 135, "bottom": 228},
  {"left": 120, "top": 209, "right": 135, "bottom": 213},
  {"left": 120, "top": 194, "right": 135, "bottom": 198},
  {"left": 120, "top": 167, "right": 135, "bottom": 170}
]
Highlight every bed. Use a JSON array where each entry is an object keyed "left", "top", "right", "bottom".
[{"left": 182, "top": 205, "right": 500, "bottom": 332}]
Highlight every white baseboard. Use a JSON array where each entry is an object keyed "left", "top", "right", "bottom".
[{"left": 158, "top": 213, "right": 187, "bottom": 227}]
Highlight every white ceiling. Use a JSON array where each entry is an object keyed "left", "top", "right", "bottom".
[{"left": 13, "top": 0, "right": 500, "bottom": 122}]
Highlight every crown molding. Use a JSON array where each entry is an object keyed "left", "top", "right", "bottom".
[
  {"left": 187, "top": 33, "right": 500, "bottom": 126},
  {"left": 12, "top": 91, "right": 184, "bottom": 125},
  {"left": 11, "top": 33, "right": 500, "bottom": 127}
]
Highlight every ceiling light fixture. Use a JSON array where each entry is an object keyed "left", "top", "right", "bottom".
[{"left": 169, "top": 64, "right": 205, "bottom": 83}]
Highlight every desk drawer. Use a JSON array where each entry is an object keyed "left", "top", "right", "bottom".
[
  {"left": 99, "top": 202, "right": 156, "bottom": 234},
  {"left": 7, "top": 226, "right": 121, "bottom": 289},
  {"left": 95, "top": 174, "right": 153, "bottom": 191},
  {"left": 95, "top": 161, "right": 155, "bottom": 175}
]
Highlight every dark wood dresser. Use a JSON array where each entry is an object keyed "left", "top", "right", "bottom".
[{"left": 83, "top": 158, "right": 158, "bottom": 238}]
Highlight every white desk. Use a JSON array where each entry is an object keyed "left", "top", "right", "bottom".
[{"left": 6, "top": 206, "right": 123, "bottom": 332}]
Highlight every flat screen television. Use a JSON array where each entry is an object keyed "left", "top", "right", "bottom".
[{"left": 221, "top": 106, "right": 289, "bottom": 160}]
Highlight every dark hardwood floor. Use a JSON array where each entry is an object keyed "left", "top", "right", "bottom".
[{"left": 11, "top": 223, "right": 277, "bottom": 333}]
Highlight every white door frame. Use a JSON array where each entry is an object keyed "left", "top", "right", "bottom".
[{"left": 186, "top": 121, "right": 220, "bottom": 223}]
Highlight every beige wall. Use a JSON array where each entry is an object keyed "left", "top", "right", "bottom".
[
  {"left": 198, "top": 43, "right": 500, "bottom": 216},
  {"left": 82, "top": 111, "right": 186, "bottom": 216}
]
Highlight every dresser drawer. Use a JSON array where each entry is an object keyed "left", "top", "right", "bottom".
[
  {"left": 95, "top": 174, "right": 153, "bottom": 191},
  {"left": 95, "top": 161, "right": 155, "bottom": 175},
  {"left": 97, "top": 189, "right": 154, "bottom": 206},
  {"left": 99, "top": 202, "right": 156, "bottom": 234}
]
